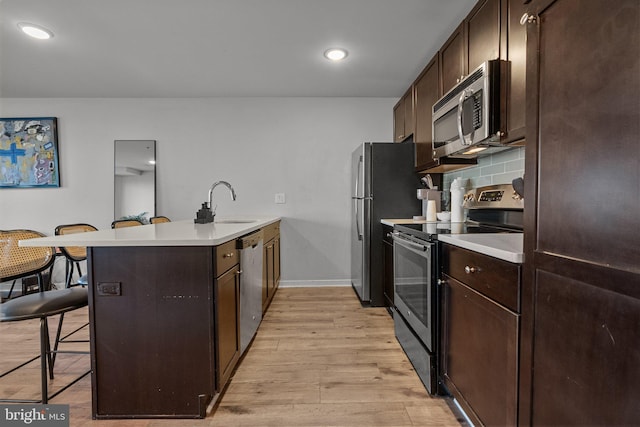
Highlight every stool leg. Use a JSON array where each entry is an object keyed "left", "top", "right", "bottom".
[
  {"left": 65, "top": 260, "right": 74, "bottom": 289},
  {"left": 40, "top": 317, "right": 49, "bottom": 404},
  {"left": 76, "top": 262, "right": 83, "bottom": 283},
  {"left": 51, "top": 312, "right": 66, "bottom": 369}
]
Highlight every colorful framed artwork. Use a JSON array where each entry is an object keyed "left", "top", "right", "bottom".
[{"left": 0, "top": 117, "right": 60, "bottom": 188}]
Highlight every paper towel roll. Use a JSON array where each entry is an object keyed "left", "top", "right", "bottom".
[
  {"left": 426, "top": 200, "right": 437, "bottom": 222},
  {"left": 451, "top": 188, "right": 465, "bottom": 223}
]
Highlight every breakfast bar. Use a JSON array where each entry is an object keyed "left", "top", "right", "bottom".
[{"left": 20, "top": 217, "right": 281, "bottom": 419}]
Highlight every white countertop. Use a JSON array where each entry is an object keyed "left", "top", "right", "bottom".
[
  {"left": 19, "top": 217, "right": 281, "bottom": 247},
  {"left": 438, "top": 233, "right": 523, "bottom": 263}
]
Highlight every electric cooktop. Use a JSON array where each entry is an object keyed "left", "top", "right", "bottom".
[{"left": 395, "top": 183, "right": 524, "bottom": 242}]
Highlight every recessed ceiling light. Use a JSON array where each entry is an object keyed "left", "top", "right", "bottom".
[
  {"left": 17, "top": 22, "right": 54, "bottom": 40},
  {"left": 324, "top": 48, "right": 348, "bottom": 61}
]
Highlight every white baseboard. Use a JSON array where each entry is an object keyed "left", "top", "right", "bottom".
[{"left": 278, "top": 279, "right": 351, "bottom": 288}]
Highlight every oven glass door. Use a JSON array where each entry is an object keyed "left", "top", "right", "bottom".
[{"left": 393, "top": 234, "right": 434, "bottom": 351}]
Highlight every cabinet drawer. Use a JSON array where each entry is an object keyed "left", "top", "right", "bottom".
[
  {"left": 263, "top": 221, "right": 280, "bottom": 242},
  {"left": 215, "top": 239, "right": 238, "bottom": 276},
  {"left": 442, "top": 243, "right": 520, "bottom": 312}
]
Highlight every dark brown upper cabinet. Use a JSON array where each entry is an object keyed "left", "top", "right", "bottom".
[
  {"left": 393, "top": 88, "right": 414, "bottom": 142},
  {"left": 403, "top": 0, "right": 528, "bottom": 172},
  {"left": 466, "top": 0, "right": 526, "bottom": 144},
  {"left": 503, "top": 0, "right": 527, "bottom": 143},
  {"left": 414, "top": 55, "right": 477, "bottom": 173},
  {"left": 440, "top": 0, "right": 504, "bottom": 97},
  {"left": 414, "top": 57, "right": 440, "bottom": 170},
  {"left": 467, "top": 0, "right": 503, "bottom": 73},
  {"left": 439, "top": 23, "right": 467, "bottom": 96}
]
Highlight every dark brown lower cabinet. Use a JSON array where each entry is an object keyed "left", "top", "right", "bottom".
[
  {"left": 442, "top": 277, "right": 518, "bottom": 427},
  {"left": 89, "top": 246, "right": 216, "bottom": 419},
  {"left": 528, "top": 269, "right": 640, "bottom": 425},
  {"left": 441, "top": 243, "right": 520, "bottom": 426},
  {"left": 215, "top": 265, "right": 240, "bottom": 390},
  {"left": 262, "top": 221, "right": 281, "bottom": 311},
  {"left": 89, "top": 243, "right": 242, "bottom": 419}
]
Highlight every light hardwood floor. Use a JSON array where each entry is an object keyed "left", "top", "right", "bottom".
[{"left": 0, "top": 287, "right": 462, "bottom": 426}]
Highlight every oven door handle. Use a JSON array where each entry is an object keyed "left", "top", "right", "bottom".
[{"left": 392, "top": 232, "right": 429, "bottom": 252}]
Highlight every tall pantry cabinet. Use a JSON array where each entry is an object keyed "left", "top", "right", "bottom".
[{"left": 520, "top": 0, "right": 640, "bottom": 425}]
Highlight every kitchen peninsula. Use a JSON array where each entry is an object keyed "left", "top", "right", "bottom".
[{"left": 20, "top": 217, "right": 281, "bottom": 419}]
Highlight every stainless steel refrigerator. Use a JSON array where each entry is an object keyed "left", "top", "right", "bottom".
[{"left": 351, "top": 142, "right": 421, "bottom": 306}]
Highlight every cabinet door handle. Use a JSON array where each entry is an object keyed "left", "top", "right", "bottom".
[
  {"left": 520, "top": 13, "right": 537, "bottom": 25},
  {"left": 464, "top": 265, "right": 477, "bottom": 274},
  {"left": 223, "top": 252, "right": 235, "bottom": 258},
  {"left": 236, "top": 269, "right": 243, "bottom": 275}
]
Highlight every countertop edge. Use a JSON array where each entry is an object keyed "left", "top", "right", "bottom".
[
  {"left": 381, "top": 218, "right": 431, "bottom": 226},
  {"left": 437, "top": 234, "right": 523, "bottom": 264},
  {"left": 19, "top": 217, "right": 281, "bottom": 247}
]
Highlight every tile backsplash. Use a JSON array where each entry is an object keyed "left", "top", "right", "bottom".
[{"left": 440, "top": 147, "right": 525, "bottom": 210}]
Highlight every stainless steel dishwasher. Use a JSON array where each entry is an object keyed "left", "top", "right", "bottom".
[{"left": 237, "top": 230, "right": 263, "bottom": 355}]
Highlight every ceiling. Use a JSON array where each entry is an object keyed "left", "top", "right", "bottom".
[{"left": 0, "top": 0, "right": 477, "bottom": 98}]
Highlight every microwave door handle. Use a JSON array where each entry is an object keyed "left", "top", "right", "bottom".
[
  {"left": 457, "top": 91, "right": 467, "bottom": 145},
  {"left": 457, "top": 90, "right": 474, "bottom": 145}
]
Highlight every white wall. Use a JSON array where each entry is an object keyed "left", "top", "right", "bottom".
[{"left": 0, "top": 97, "right": 394, "bottom": 285}]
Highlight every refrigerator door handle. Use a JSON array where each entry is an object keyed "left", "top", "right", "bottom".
[
  {"left": 355, "top": 155, "right": 364, "bottom": 240},
  {"left": 355, "top": 199, "right": 362, "bottom": 240},
  {"left": 355, "top": 155, "right": 363, "bottom": 199}
]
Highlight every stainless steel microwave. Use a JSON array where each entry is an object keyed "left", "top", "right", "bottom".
[{"left": 432, "top": 60, "right": 508, "bottom": 159}]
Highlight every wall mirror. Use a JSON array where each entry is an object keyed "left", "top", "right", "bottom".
[{"left": 114, "top": 140, "right": 156, "bottom": 223}]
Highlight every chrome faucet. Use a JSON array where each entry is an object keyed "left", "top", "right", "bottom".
[
  {"left": 195, "top": 180, "right": 237, "bottom": 224},
  {"left": 208, "top": 180, "right": 237, "bottom": 216}
]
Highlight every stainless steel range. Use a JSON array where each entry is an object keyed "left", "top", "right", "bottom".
[{"left": 391, "top": 183, "right": 523, "bottom": 395}]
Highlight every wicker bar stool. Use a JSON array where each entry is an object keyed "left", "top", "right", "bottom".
[
  {"left": 0, "top": 230, "right": 90, "bottom": 403},
  {"left": 1, "top": 230, "right": 55, "bottom": 299},
  {"left": 52, "top": 223, "right": 96, "bottom": 355},
  {"left": 54, "top": 223, "right": 97, "bottom": 289},
  {"left": 0, "top": 288, "right": 90, "bottom": 403},
  {"left": 150, "top": 216, "right": 170, "bottom": 224},
  {"left": 111, "top": 219, "right": 143, "bottom": 228}
]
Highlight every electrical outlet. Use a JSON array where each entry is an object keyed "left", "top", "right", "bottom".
[{"left": 275, "top": 193, "right": 286, "bottom": 204}]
